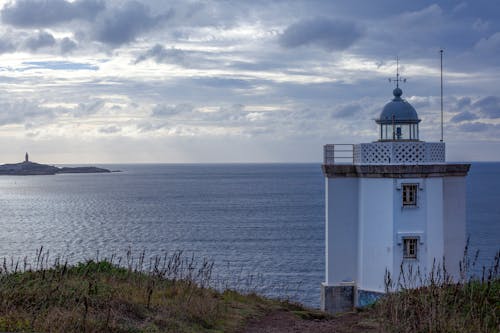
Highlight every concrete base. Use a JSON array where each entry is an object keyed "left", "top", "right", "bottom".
[
  {"left": 320, "top": 283, "right": 355, "bottom": 314},
  {"left": 357, "top": 289, "right": 384, "bottom": 307}
]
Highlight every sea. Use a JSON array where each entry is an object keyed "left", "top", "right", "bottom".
[{"left": 0, "top": 162, "right": 498, "bottom": 308}]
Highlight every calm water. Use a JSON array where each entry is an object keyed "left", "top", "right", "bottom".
[{"left": 0, "top": 163, "right": 498, "bottom": 308}]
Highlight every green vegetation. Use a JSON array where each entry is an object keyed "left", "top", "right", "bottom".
[
  {"left": 0, "top": 249, "right": 318, "bottom": 333},
  {"left": 375, "top": 250, "right": 500, "bottom": 333},
  {"left": 1, "top": 247, "right": 498, "bottom": 332}
]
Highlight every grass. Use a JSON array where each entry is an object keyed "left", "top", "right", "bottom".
[
  {"left": 0, "top": 248, "right": 317, "bottom": 333},
  {"left": 374, "top": 248, "right": 500, "bottom": 333},
  {"left": 1, "top": 246, "right": 498, "bottom": 332}
]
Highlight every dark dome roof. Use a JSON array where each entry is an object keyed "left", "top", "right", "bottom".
[{"left": 376, "top": 88, "right": 420, "bottom": 124}]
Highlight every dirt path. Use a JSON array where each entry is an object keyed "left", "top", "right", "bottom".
[{"left": 240, "top": 309, "right": 379, "bottom": 333}]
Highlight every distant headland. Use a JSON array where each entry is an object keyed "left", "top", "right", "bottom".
[{"left": 0, "top": 153, "right": 112, "bottom": 175}]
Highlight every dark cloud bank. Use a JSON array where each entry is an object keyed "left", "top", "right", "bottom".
[
  {"left": 279, "top": 17, "right": 363, "bottom": 51},
  {"left": 450, "top": 96, "right": 500, "bottom": 123},
  {"left": 1, "top": 0, "right": 105, "bottom": 27},
  {"left": 1, "top": 0, "right": 171, "bottom": 48}
]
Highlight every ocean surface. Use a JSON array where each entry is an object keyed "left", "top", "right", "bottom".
[{"left": 0, "top": 163, "right": 498, "bottom": 308}]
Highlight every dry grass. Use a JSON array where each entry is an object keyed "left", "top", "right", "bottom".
[
  {"left": 2, "top": 246, "right": 498, "bottom": 332},
  {"left": 0, "top": 248, "right": 307, "bottom": 333},
  {"left": 375, "top": 247, "right": 500, "bottom": 333}
]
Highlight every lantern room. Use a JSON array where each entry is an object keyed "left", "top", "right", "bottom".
[{"left": 376, "top": 87, "right": 420, "bottom": 141}]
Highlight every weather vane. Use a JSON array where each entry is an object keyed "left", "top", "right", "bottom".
[{"left": 388, "top": 56, "right": 406, "bottom": 88}]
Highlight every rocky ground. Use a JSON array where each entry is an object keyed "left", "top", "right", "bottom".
[{"left": 241, "top": 309, "right": 379, "bottom": 333}]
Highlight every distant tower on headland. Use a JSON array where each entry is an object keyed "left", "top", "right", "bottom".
[
  {"left": 320, "top": 61, "right": 470, "bottom": 313},
  {"left": 25, "top": 152, "right": 29, "bottom": 163}
]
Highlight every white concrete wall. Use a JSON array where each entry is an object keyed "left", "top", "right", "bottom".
[
  {"left": 393, "top": 178, "right": 427, "bottom": 281},
  {"left": 325, "top": 172, "right": 467, "bottom": 295},
  {"left": 358, "top": 178, "right": 393, "bottom": 292},
  {"left": 443, "top": 177, "right": 467, "bottom": 280},
  {"left": 425, "top": 178, "right": 445, "bottom": 274},
  {"left": 325, "top": 178, "right": 359, "bottom": 285}
]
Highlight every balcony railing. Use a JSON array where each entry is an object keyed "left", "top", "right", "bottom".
[
  {"left": 323, "top": 144, "right": 354, "bottom": 165},
  {"left": 353, "top": 142, "right": 445, "bottom": 165},
  {"left": 323, "top": 142, "right": 446, "bottom": 165}
]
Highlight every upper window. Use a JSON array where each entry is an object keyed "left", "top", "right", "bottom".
[
  {"left": 402, "top": 184, "right": 418, "bottom": 207},
  {"left": 403, "top": 238, "right": 418, "bottom": 259}
]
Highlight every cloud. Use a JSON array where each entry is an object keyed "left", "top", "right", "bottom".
[
  {"left": 0, "top": 1, "right": 498, "bottom": 163},
  {"left": 398, "top": 4, "right": 442, "bottom": 26},
  {"left": 152, "top": 103, "right": 194, "bottom": 117},
  {"left": 334, "top": 103, "right": 362, "bottom": 118},
  {"left": 22, "top": 61, "right": 98, "bottom": 71},
  {"left": 60, "top": 37, "right": 77, "bottom": 54},
  {"left": 472, "top": 18, "right": 490, "bottom": 32},
  {"left": 279, "top": 17, "right": 363, "bottom": 51},
  {"left": 151, "top": 103, "right": 251, "bottom": 125},
  {"left": 1, "top": 0, "right": 172, "bottom": 50},
  {"left": 0, "top": 31, "right": 79, "bottom": 55},
  {"left": 452, "top": 1, "right": 467, "bottom": 14},
  {"left": 135, "top": 44, "right": 187, "bottom": 65},
  {"left": 407, "top": 96, "right": 431, "bottom": 110},
  {"left": 203, "top": 104, "right": 247, "bottom": 122},
  {"left": 0, "top": 99, "right": 105, "bottom": 127},
  {"left": 459, "top": 122, "right": 496, "bottom": 133},
  {"left": 71, "top": 100, "right": 105, "bottom": 117},
  {"left": 443, "top": 95, "right": 499, "bottom": 124},
  {"left": 0, "top": 100, "right": 55, "bottom": 126},
  {"left": 228, "top": 60, "right": 286, "bottom": 72},
  {"left": 450, "top": 111, "right": 478, "bottom": 123},
  {"left": 135, "top": 44, "right": 222, "bottom": 69},
  {"left": 194, "top": 77, "right": 251, "bottom": 89},
  {"left": 136, "top": 121, "right": 168, "bottom": 132},
  {"left": 0, "top": 35, "right": 16, "bottom": 54},
  {"left": 139, "top": 103, "right": 278, "bottom": 134},
  {"left": 99, "top": 125, "right": 121, "bottom": 134},
  {"left": 1, "top": 0, "right": 105, "bottom": 27},
  {"left": 92, "top": 1, "right": 171, "bottom": 46},
  {"left": 475, "top": 32, "right": 500, "bottom": 52},
  {"left": 473, "top": 96, "right": 500, "bottom": 119},
  {"left": 23, "top": 31, "right": 56, "bottom": 51},
  {"left": 456, "top": 97, "right": 472, "bottom": 110}
]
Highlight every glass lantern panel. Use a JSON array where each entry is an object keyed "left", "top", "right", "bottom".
[{"left": 379, "top": 124, "right": 419, "bottom": 140}]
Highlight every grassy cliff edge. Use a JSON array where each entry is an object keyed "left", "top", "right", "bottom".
[
  {"left": 0, "top": 256, "right": 327, "bottom": 333},
  {"left": 0, "top": 250, "right": 498, "bottom": 333}
]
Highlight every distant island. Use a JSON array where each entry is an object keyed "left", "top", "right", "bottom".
[{"left": 0, "top": 153, "right": 112, "bottom": 175}]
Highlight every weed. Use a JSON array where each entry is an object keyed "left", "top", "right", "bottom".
[
  {"left": 376, "top": 245, "right": 500, "bottom": 333},
  {"left": 0, "top": 248, "right": 312, "bottom": 332}
]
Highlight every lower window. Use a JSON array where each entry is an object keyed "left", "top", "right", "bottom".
[{"left": 403, "top": 238, "right": 418, "bottom": 259}]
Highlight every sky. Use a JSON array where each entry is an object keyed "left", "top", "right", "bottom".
[{"left": 0, "top": 0, "right": 499, "bottom": 163}]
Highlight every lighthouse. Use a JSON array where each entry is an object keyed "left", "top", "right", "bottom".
[{"left": 320, "top": 69, "right": 470, "bottom": 313}]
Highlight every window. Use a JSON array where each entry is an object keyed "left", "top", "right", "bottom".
[
  {"left": 403, "top": 238, "right": 418, "bottom": 259},
  {"left": 379, "top": 124, "right": 419, "bottom": 141},
  {"left": 402, "top": 184, "right": 418, "bottom": 207}
]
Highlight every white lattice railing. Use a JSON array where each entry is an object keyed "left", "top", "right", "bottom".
[{"left": 352, "top": 142, "right": 445, "bottom": 165}]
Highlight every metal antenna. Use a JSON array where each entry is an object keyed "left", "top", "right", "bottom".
[
  {"left": 388, "top": 56, "right": 407, "bottom": 88},
  {"left": 440, "top": 49, "right": 444, "bottom": 142},
  {"left": 396, "top": 57, "right": 400, "bottom": 88}
]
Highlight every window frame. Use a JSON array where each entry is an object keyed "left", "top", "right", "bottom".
[
  {"left": 402, "top": 183, "right": 418, "bottom": 207},
  {"left": 403, "top": 237, "right": 418, "bottom": 259}
]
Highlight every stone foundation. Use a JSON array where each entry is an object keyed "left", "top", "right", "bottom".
[
  {"left": 321, "top": 284, "right": 387, "bottom": 313},
  {"left": 357, "top": 289, "right": 384, "bottom": 307},
  {"left": 320, "top": 283, "right": 355, "bottom": 314}
]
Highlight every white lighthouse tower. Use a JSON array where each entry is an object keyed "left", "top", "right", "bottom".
[{"left": 321, "top": 69, "right": 470, "bottom": 313}]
